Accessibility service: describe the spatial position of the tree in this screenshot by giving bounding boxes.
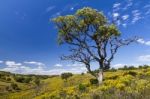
[61,72,73,81]
[53,7,136,84]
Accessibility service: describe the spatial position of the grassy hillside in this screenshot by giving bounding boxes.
[0,67,150,99]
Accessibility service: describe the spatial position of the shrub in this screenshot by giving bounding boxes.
[5,86,12,91]
[23,77,32,83]
[90,78,99,85]
[81,72,84,75]
[106,75,118,80]
[78,83,86,91]
[14,76,25,83]
[109,68,117,72]
[143,65,149,69]
[6,77,11,81]
[123,71,137,76]
[11,83,20,90]
[34,78,40,86]
[1,76,6,80]
[61,73,73,81]
[128,66,137,70]
[14,75,32,83]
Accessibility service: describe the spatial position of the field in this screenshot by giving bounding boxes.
[0,66,150,99]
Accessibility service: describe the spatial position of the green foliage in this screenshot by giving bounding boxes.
[14,75,32,83]
[34,78,40,86]
[78,83,86,91]
[81,72,84,75]
[123,71,137,76]
[53,7,120,44]
[61,72,73,80]
[118,66,137,70]
[90,78,99,85]
[6,77,11,81]
[10,83,20,90]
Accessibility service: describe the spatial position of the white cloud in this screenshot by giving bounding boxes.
[123,0,133,10]
[5,61,22,68]
[112,64,126,68]
[54,64,63,67]
[0,61,87,75]
[113,12,119,18]
[66,63,84,67]
[137,38,150,46]
[122,15,129,20]
[0,65,87,75]
[138,55,150,62]
[24,61,45,66]
[132,10,142,23]
[113,3,121,8]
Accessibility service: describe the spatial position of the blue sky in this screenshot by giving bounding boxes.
[0,0,150,75]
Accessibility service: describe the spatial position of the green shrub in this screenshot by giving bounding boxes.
[81,72,84,75]
[123,71,137,76]
[14,76,32,83]
[109,68,117,72]
[14,76,25,83]
[106,75,118,80]
[90,78,98,85]
[10,83,20,90]
[78,83,86,91]
[34,78,40,86]
[6,77,11,81]
[23,77,32,83]
[61,73,73,80]
[5,86,12,91]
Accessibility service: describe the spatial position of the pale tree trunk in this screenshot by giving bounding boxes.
[97,69,103,84]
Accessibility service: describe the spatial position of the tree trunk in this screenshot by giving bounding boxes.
[97,69,103,84]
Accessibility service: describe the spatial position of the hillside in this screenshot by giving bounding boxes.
[0,66,150,99]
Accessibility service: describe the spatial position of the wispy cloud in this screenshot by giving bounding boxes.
[24,61,45,66]
[122,15,129,20]
[0,61,87,75]
[132,10,142,24]
[138,55,150,62]
[5,61,22,68]
[66,63,84,67]
[54,64,63,67]
[123,0,133,10]
[137,38,150,46]
[113,3,121,8]
[113,12,120,18]
[46,6,55,13]
[111,0,150,28]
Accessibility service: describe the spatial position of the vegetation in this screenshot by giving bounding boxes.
[53,7,136,83]
[0,65,150,99]
[61,73,73,81]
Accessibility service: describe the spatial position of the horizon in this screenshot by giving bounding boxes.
[0,0,150,75]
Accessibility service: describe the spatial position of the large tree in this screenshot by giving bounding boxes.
[53,7,136,83]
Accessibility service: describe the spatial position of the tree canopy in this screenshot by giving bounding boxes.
[53,7,136,80]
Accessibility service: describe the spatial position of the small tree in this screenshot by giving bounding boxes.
[53,7,136,84]
[61,73,73,81]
